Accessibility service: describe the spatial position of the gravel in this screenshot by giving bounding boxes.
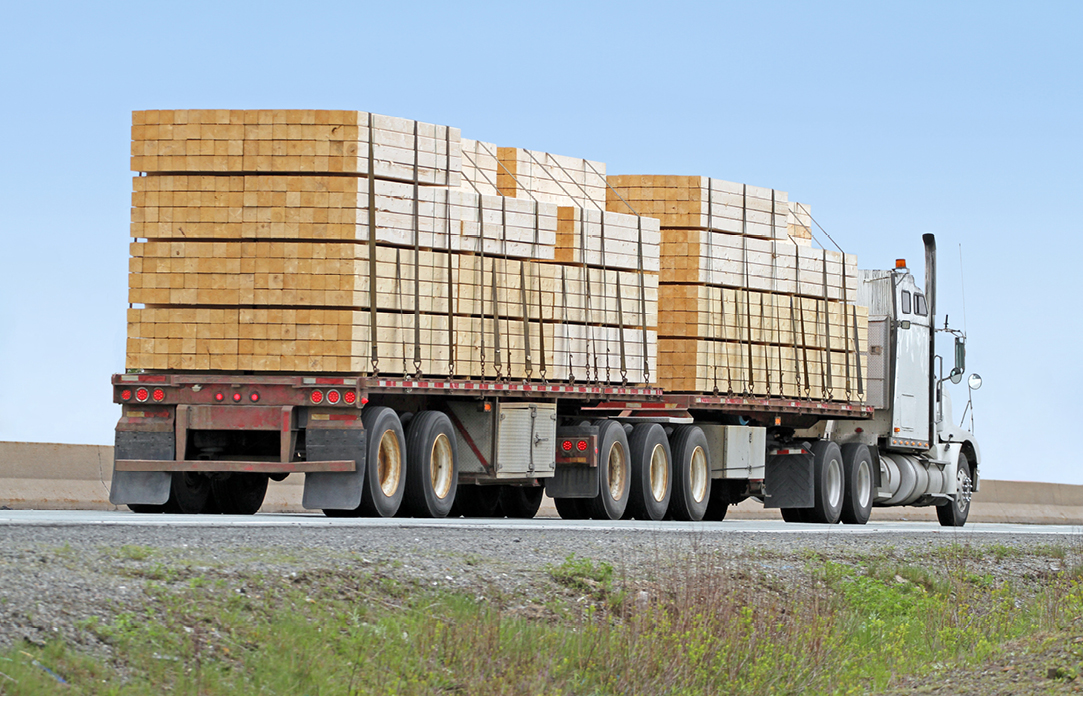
[2,519,1081,693]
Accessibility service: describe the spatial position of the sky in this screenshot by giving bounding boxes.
[0,1,1079,484]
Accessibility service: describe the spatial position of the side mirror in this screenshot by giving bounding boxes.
[968,373,982,390]
[950,337,965,383]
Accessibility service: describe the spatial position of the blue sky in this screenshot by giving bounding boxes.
[0,1,1079,483]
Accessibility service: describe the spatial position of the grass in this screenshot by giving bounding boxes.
[3,545,1083,695]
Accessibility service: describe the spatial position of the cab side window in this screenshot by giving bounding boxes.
[915,293,928,316]
[901,290,911,315]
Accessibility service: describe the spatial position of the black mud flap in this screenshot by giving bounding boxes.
[303,427,366,510]
[764,452,814,509]
[110,430,173,505]
[544,465,598,499]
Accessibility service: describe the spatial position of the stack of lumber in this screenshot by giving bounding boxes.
[605,175,790,241]
[131,110,461,185]
[459,139,499,196]
[124,110,658,383]
[787,202,813,242]
[453,190,558,259]
[603,174,867,401]
[495,147,607,208]
[554,207,662,273]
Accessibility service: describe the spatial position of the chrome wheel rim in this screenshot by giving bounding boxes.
[607,440,627,501]
[826,458,843,508]
[649,444,668,503]
[689,446,708,503]
[957,466,972,512]
[856,460,872,506]
[430,433,453,500]
[377,428,402,497]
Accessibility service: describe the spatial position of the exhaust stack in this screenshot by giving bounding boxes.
[923,233,937,440]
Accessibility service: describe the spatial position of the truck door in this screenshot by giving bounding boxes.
[890,279,930,446]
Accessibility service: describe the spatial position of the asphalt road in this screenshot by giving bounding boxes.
[2,509,1080,537]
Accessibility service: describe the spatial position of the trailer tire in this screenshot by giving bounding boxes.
[668,425,711,522]
[590,420,631,520]
[936,455,972,527]
[808,441,844,524]
[500,486,544,519]
[453,485,502,518]
[840,443,873,525]
[211,473,268,515]
[403,411,458,518]
[171,472,213,514]
[624,423,671,520]
[554,497,591,520]
[356,406,406,518]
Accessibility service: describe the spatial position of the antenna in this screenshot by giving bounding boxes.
[958,243,968,336]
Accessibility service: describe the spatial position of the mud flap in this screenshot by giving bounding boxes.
[764,452,814,509]
[303,427,366,510]
[110,430,173,505]
[544,465,598,499]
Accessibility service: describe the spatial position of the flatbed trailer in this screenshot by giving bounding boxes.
[110,236,980,527]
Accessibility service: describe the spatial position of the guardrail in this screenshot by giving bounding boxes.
[2,441,1080,524]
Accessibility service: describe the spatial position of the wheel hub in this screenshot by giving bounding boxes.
[430,433,453,500]
[377,428,402,497]
[689,446,708,503]
[649,444,668,502]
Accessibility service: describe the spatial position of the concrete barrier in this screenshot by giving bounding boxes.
[1,441,1081,524]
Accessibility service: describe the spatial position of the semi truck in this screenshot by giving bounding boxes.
[110,233,981,527]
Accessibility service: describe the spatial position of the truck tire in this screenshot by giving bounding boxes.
[589,420,631,520]
[808,441,844,524]
[668,425,711,522]
[500,486,544,519]
[624,423,671,520]
[840,443,873,525]
[356,406,406,518]
[453,485,502,518]
[403,411,458,518]
[211,473,268,515]
[554,497,590,520]
[171,472,213,514]
[936,455,973,527]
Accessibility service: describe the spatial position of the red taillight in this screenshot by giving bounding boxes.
[135,388,149,402]
[120,389,132,401]
[214,392,225,402]
[250,392,260,403]
[344,390,357,404]
[562,440,573,452]
[311,390,323,404]
[577,440,588,452]
[232,393,242,403]
[152,388,165,402]
[327,390,340,404]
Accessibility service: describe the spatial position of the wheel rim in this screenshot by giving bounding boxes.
[377,428,402,497]
[607,440,627,501]
[649,444,668,502]
[856,460,872,505]
[826,458,843,508]
[430,433,453,500]
[689,446,708,503]
[957,466,972,512]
